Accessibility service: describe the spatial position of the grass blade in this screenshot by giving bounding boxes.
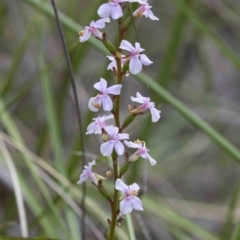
[0,139,28,237]
[221,179,240,240]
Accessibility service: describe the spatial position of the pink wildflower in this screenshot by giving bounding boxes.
[119,40,152,74]
[130,92,161,122]
[106,55,129,76]
[88,78,122,112]
[132,0,159,20]
[77,160,98,185]
[124,140,157,166]
[98,0,131,20]
[115,178,143,215]
[79,18,110,42]
[86,114,114,135]
[100,126,129,156]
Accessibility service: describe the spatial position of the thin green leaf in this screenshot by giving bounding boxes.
[126,214,136,240]
[221,179,240,240]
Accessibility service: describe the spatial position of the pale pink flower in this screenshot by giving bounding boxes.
[106,55,129,76]
[130,92,161,122]
[115,178,143,215]
[77,160,98,185]
[132,0,159,20]
[124,140,157,166]
[86,114,114,135]
[79,18,110,42]
[88,78,122,112]
[100,126,129,156]
[98,0,131,20]
[119,40,152,74]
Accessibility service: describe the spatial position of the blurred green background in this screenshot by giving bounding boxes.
[0,0,240,239]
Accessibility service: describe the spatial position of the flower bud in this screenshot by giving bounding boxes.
[122,60,130,76]
[97,180,112,202]
[102,33,116,55]
[121,114,136,131]
[123,16,132,31]
[119,161,130,177]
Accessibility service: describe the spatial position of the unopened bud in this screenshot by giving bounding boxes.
[97,180,112,202]
[122,60,129,75]
[102,33,116,55]
[119,161,130,177]
[102,133,108,141]
[133,9,143,18]
[121,114,136,130]
[123,16,133,31]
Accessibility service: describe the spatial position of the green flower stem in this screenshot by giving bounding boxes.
[109,17,125,240]
[108,154,119,240]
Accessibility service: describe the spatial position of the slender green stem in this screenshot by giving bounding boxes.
[109,17,125,240]
[109,155,119,240]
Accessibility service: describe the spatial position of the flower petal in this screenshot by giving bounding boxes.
[79,29,91,42]
[135,42,144,52]
[140,54,153,66]
[105,125,119,137]
[119,40,135,52]
[97,3,112,18]
[100,141,114,156]
[88,172,98,185]
[107,84,122,95]
[86,122,97,135]
[144,9,159,20]
[146,152,157,166]
[102,95,113,111]
[92,18,110,28]
[124,140,141,148]
[136,92,145,98]
[115,178,129,192]
[120,198,133,215]
[129,183,140,192]
[88,97,101,112]
[114,141,125,155]
[131,196,143,211]
[129,57,142,74]
[111,4,123,19]
[149,106,161,122]
[118,133,129,140]
[94,78,107,92]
